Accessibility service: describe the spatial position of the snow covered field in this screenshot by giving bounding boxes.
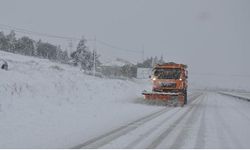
[1,51,250,148]
[0,51,163,148]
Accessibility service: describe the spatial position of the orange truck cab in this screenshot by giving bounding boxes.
[143,62,188,106]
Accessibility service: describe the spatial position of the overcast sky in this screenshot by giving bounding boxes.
[0,0,250,75]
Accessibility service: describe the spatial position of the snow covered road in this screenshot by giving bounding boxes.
[74,92,250,149]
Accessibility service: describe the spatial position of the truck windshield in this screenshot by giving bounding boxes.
[153,68,181,79]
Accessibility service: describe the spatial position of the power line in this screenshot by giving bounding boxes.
[0,23,81,41]
[0,23,143,56]
[96,39,142,54]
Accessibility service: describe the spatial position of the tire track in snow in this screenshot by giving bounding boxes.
[72,92,202,149]
[169,94,206,148]
[118,93,203,148]
[194,94,207,149]
[72,108,171,149]
[125,92,203,148]
[146,94,204,149]
[124,108,181,148]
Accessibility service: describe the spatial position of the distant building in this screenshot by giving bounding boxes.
[100,65,122,77]
[137,68,152,79]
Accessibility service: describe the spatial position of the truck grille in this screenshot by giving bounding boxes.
[160,82,176,88]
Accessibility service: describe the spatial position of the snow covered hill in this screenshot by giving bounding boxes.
[0,51,160,148]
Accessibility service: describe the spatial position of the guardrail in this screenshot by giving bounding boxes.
[219,92,250,102]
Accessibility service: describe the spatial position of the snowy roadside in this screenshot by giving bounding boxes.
[0,51,163,148]
[219,91,250,101]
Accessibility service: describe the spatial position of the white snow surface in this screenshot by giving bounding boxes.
[0,51,161,148]
[1,51,250,148]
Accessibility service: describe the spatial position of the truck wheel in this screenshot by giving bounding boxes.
[184,90,187,105]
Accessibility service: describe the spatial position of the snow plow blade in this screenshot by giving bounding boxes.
[142,91,185,107]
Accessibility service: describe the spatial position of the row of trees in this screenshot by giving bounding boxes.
[0,30,166,78]
[0,31,101,71]
[0,31,70,63]
[119,56,166,78]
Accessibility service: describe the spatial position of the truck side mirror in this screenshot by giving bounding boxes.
[185,70,188,79]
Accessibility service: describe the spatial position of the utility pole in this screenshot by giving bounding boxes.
[142,45,145,62]
[93,36,96,76]
[151,57,154,68]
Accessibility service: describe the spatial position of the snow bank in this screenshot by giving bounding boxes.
[0,51,161,148]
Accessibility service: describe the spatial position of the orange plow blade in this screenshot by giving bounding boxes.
[142,91,184,107]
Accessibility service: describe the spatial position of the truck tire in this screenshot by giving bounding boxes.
[184,89,187,105]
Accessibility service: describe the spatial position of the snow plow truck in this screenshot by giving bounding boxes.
[142,62,188,107]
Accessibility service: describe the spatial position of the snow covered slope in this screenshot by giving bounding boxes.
[0,51,161,148]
